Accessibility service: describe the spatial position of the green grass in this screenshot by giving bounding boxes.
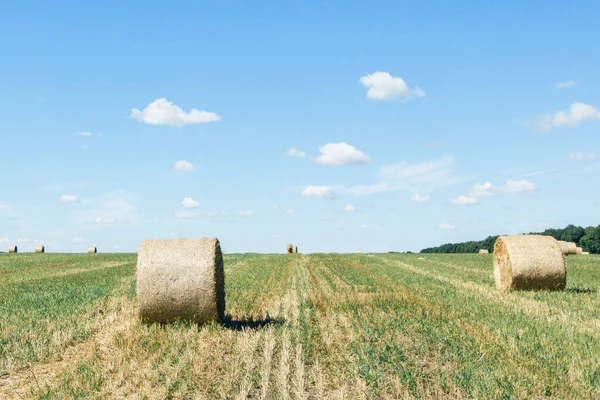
[1,252,599,399]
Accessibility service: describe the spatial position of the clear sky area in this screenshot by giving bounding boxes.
[1,1,599,253]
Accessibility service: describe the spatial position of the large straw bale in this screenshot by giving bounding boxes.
[575,247,583,255]
[88,246,97,254]
[493,235,566,291]
[479,249,489,254]
[8,246,17,253]
[557,240,577,255]
[292,245,298,253]
[136,238,225,324]
[287,244,293,254]
[35,246,45,253]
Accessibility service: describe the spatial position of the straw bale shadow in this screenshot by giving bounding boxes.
[221,314,284,331]
[565,287,596,294]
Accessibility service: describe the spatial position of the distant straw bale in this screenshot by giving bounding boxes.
[136,238,225,324]
[287,244,293,254]
[557,240,577,255]
[575,247,583,255]
[493,235,566,291]
[8,246,17,253]
[292,245,298,253]
[35,246,45,253]
[582,252,590,255]
[479,249,489,254]
[88,246,97,254]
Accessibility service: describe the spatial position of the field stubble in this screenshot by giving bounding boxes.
[0,252,599,399]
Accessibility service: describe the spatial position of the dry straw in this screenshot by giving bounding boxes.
[287,244,294,254]
[493,235,566,291]
[292,245,298,253]
[479,249,489,254]
[8,246,17,253]
[582,252,590,255]
[136,238,225,324]
[88,246,97,254]
[557,240,577,255]
[35,246,45,253]
[575,247,583,255]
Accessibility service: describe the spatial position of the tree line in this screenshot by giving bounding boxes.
[420,224,600,254]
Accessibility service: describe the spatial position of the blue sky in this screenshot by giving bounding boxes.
[1,0,599,253]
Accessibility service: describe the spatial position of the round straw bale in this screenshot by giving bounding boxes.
[8,246,17,253]
[136,238,225,324]
[35,246,45,253]
[557,240,577,255]
[582,252,590,255]
[493,235,565,291]
[479,249,489,254]
[287,244,293,254]
[88,246,97,254]
[575,247,583,255]
[292,245,298,253]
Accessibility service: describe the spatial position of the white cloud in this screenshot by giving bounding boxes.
[60,194,80,203]
[175,211,199,219]
[360,223,369,229]
[77,131,93,136]
[301,185,336,199]
[344,204,356,212]
[555,80,577,88]
[452,179,536,205]
[71,237,87,243]
[130,98,220,127]
[467,182,495,198]
[286,147,306,158]
[181,197,200,208]
[0,237,9,247]
[439,223,456,230]
[567,152,600,160]
[410,193,430,203]
[285,209,295,214]
[359,71,426,101]
[235,210,254,216]
[312,142,370,166]
[529,102,600,131]
[451,195,479,206]
[174,160,195,171]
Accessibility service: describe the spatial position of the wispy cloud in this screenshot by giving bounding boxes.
[554,80,577,88]
[74,190,143,227]
[174,160,195,171]
[301,185,336,199]
[285,147,306,158]
[410,193,430,203]
[439,223,456,230]
[60,194,80,203]
[567,152,600,160]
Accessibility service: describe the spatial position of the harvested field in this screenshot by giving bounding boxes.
[1,252,600,399]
